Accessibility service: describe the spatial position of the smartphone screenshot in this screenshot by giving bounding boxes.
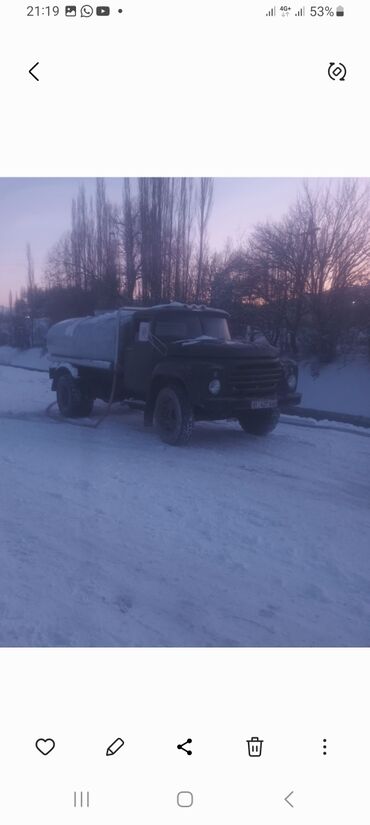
[0,1,369,822]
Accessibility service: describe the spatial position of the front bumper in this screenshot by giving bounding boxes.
[278,391,302,407]
[195,391,301,421]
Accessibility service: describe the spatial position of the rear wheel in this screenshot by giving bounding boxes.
[56,373,94,418]
[154,385,194,445]
[238,408,280,436]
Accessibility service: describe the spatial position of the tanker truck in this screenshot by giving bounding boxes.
[47,303,301,445]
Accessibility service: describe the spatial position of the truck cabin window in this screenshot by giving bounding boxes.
[154,316,231,342]
[137,321,150,342]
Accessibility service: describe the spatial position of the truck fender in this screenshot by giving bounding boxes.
[144,372,189,426]
[50,361,79,390]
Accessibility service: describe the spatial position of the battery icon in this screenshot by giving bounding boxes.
[336,5,344,15]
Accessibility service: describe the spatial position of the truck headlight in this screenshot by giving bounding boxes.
[209,378,221,395]
[287,372,297,391]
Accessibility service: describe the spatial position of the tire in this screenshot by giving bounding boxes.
[56,373,94,418]
[154,385,194,446]
[238,408,280,436]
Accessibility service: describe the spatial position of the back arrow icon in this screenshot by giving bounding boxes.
[284,791,294,808]
[29,62,40,81]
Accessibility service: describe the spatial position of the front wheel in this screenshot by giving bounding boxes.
[154,385,194,446]
[238,408,280,436]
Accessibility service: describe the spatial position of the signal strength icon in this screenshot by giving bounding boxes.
[295,6,305,14]
[266,5,276,15]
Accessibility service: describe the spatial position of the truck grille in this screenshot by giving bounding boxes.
[228,358,282,397]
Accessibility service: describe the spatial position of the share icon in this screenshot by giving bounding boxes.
[177,738,192,755]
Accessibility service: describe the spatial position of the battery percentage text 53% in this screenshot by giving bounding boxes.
[310,5,335,14]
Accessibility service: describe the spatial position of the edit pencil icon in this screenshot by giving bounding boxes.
[106,737,124,756]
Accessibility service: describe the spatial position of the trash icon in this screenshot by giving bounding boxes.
[247,736,263,757]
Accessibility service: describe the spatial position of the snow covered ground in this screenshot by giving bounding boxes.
[0,346,50,372]
[0,364,370,647]
[299,355,370,416]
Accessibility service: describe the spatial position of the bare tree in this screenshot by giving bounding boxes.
[210,179,370,354]
[120,178,139,301]
[174,179,195,301]
[297,179,370,356]
[44,177,207,307]
[196,178,214,301]
[26,243,35,292]
[162,178,176,301]
[26,243,36,344]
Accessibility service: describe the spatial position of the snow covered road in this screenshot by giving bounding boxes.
[0,365,370,647]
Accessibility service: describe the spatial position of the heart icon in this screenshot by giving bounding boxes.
[35,738,56,756]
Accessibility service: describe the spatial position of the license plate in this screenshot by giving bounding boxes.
[251,398,277,410]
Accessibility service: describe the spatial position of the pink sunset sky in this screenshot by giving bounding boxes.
[0,177,326,306]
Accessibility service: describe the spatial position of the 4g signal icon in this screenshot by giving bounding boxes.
[295,6,305,15]
[266,6,276,15]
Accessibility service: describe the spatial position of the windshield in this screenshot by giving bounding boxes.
[154,315,231,341]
